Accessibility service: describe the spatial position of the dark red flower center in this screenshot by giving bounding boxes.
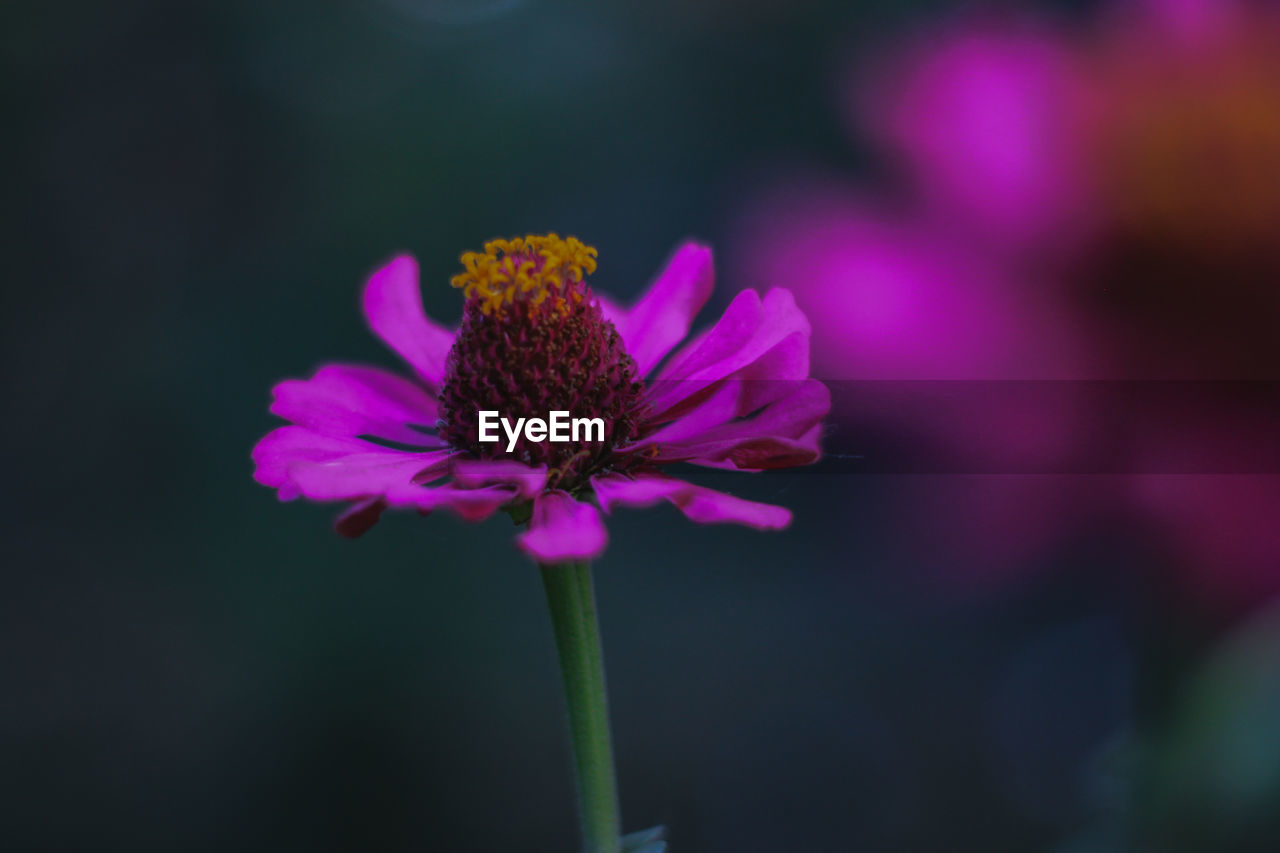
[438,235,644,490]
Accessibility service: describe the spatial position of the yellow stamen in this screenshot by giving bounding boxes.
[450,233,598,315]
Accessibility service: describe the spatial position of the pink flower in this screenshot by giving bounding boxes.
[852,16,1098,254]
[252,234,828,563]
[734,0,1280,606]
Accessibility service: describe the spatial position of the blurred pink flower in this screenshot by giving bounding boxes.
[852,18,1098,253]
[253,235,827,562]
[734,0,1280,605]
[736,181,1083,381]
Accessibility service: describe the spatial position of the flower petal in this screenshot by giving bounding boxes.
[635,379,829,469]
[362,255,455,387]
[669,485,792,529]
[283,443,453,502]
[252,426,390,500]
[334,497,388,538]
[270,363,442,445]
[516,490,608,563]
[646,288,810,420]
[590,473,792,530]
[638,332,814,443]
[605,243,714,378]
[393,483,517,522]
[449,459,548,501]
[672,377,828,444]
[636,379,745,444]
[657,434,823,470]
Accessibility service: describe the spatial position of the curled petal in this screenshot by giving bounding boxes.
[636,380,745,444]
[602,242,714,377]
[672,378,828,444]
[635,379,829,469]
[516,490,608,563]
[591,473,792,530]
[638,334,812,444]
[270,364,442,445]
[646,288,810,420]
[728,328,811,394]
[659,288,809,381]
[362,255,456,387]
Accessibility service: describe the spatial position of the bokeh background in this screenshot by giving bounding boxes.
[5,0,1279,851]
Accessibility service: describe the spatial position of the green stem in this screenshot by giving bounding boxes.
[541,560,622,853]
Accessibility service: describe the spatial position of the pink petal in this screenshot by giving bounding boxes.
[657,289,765,380]
[270,363,442,446]
[657,434,823,470]
[362,255,455,387]
[335,497,387,538]
[393,483,518,522]
[605,243,714,378]
[516,490,608,563]
[284,444,453,502]
[646,288,811,419]
[723,327,811,394]
[590,473,792,530]
[670,486,792,529]
[636,379,829,469]
[252,426,390,499]
[590,473,682,510]
[674,378,828,444]
[449,459,548,501]
[639,331,815,441]
[636,379,746,444]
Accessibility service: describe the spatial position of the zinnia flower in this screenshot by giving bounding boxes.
[252,233,828,562]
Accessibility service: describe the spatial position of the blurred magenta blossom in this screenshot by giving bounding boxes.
[734,0,1280,606]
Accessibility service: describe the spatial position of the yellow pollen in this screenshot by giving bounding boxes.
[450,233,599,315]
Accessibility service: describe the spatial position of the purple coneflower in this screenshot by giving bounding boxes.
[252,233,827,853]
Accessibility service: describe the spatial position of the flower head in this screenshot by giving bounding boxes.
[253,235,828,562]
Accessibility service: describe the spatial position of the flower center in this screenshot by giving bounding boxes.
[449,233,600,315]
[438,234,644,490]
